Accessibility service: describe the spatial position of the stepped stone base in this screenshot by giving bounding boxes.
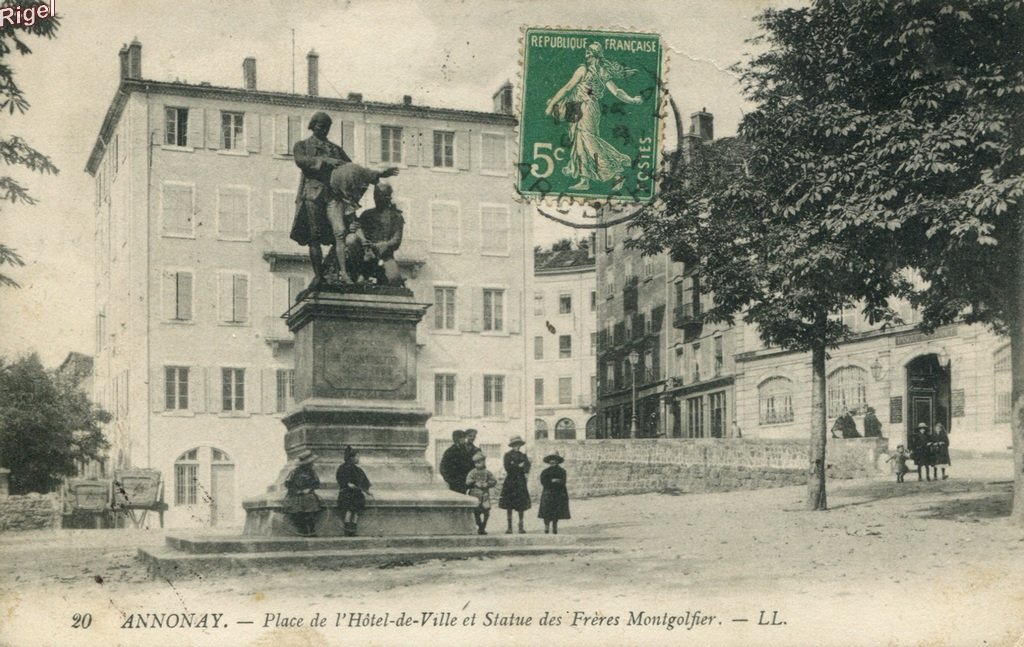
[139,534,610,580]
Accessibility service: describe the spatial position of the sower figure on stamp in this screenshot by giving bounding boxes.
[344,183,405,285]
[290,112,351,288]
[328,161,399,283]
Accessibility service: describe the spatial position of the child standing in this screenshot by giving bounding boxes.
[465,451,497,535]
[886,445,911,483]
[335,446,371,536]
[282,450,325,537]
[498,436,531,534]
[538,452,571,534]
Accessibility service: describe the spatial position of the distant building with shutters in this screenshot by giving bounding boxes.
[86,41,528,527]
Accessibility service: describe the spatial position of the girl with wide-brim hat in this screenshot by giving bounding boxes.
[538,452,570,534]
[498,436,531,533]
[282,450,325,536]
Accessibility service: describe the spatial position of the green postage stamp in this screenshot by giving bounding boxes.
[518,27,663,204]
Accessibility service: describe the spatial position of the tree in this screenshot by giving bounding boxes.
[1,2,61,287]
[0,354,110,494]
[747,0,1023,520]
[632,4,917,510]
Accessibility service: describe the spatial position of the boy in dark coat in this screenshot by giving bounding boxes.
[538,452,570,534]
[282,450,324,536]
[910,423,933,481]
[336,446,371,536]
[439,430,469,493]
[498,435,531,534]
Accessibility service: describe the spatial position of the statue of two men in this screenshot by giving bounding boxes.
[289,111,403,286]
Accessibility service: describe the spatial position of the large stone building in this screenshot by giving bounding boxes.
[595,110,742,439]
[86,42,529,527]
[530,245,598,440]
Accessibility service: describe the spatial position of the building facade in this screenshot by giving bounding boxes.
[530,246,598,441]
[87,43,529,527]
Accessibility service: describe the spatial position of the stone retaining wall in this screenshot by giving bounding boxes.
[0,492,61,532]
[523,438,888,499]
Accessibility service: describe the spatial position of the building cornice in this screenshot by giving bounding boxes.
[86,78,518,175]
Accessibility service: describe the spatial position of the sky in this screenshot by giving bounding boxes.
[0,0,801,366]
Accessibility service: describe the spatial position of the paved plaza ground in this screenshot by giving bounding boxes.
[1,456,1021,647]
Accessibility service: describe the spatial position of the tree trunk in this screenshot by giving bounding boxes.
[807,334,828,511]
[1012,206,1024,523]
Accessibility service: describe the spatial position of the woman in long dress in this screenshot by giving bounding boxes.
[544,42,643,191]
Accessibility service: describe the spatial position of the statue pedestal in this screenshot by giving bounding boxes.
[243,286,476,536]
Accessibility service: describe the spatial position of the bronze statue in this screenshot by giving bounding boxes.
[328,162,399,283]
[344,183,405,285]
[289,111,351,287]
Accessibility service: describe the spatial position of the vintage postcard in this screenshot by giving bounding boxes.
[0,1,1021,646]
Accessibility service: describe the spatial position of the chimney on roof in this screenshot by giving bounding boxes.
[347,92,363,103]
[403,95,413,106]
[243,57,257,90]
[492,80,513,115]
[690,108,713,141]
[306,50,319,96]
[118,45,129,79]
[126,38,142,79]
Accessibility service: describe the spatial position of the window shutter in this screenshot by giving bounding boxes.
[402,129,418,166]
[246,113,261,152]
[206,109,221,150]
[178,273,193,321]
[207,368,220,413]
[151,365,165,413]
[457,131,471,170]
[261,114,274,153]
[470,289,483,332]
[470,374,484,418]
[161,270,176,321]
[233,274,249,323]
[272,275,289,314]
[288,116,302,152]
[262,368,277,414]
[507,288,521,334]
[186,108,204,148]
[190,366,206,413]
[217,273,232,322]
[274,115,289,154]
[367,124,381,164]
[341,120,356,159]
[507,374,521,418]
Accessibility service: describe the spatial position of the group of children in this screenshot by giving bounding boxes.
[886,422,952,483]
[282,437,572,537]
[463,435,571,536]
[282,445,371,537]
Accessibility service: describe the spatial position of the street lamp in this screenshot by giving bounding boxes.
[628,349,640,438]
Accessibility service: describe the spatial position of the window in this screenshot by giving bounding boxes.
[709,391,726,438]
[271,190,296,232]
[995,345,1011,423]
[534,378,544,405]
[221,368,245,411]
[559,294,572,314]
[165,367,189,410]
[590,375,597,402]
[691,342,701,383]
[686,395,705,438]
[276,369,295,413]
[558,377,572,405]
[642,255,654,278]
[559,335,572,358]
[434,373,456,417]
[713,336,724,378]
[218,273,249,324]
[586,415,598,439]
[605,225,615,250]
[605,267,616,297]
[433,130,455,167]
[590,291,597,311]
[534,336,544,360]
[165,107,188,146]
[555,418,577,440]
[162,183,194,237]
[480,205,510,255]
[163,271,193,322]
[759,377,794,424]
[827,366,869,417]
[483,375,504,417]
[534,292,544,315]
[221,111,244,150]
[434,287,457,330]
[381,126,402,163]
[430,202,460,253]
[590,332,597,356]
[174,449,198,505]
[644,350,653,383]
[480,133,506,172]
[217,187,250,240]
[483,289,504,332]
[535,419,549,440]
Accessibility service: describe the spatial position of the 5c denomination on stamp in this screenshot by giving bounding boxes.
[518,27,663,205]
